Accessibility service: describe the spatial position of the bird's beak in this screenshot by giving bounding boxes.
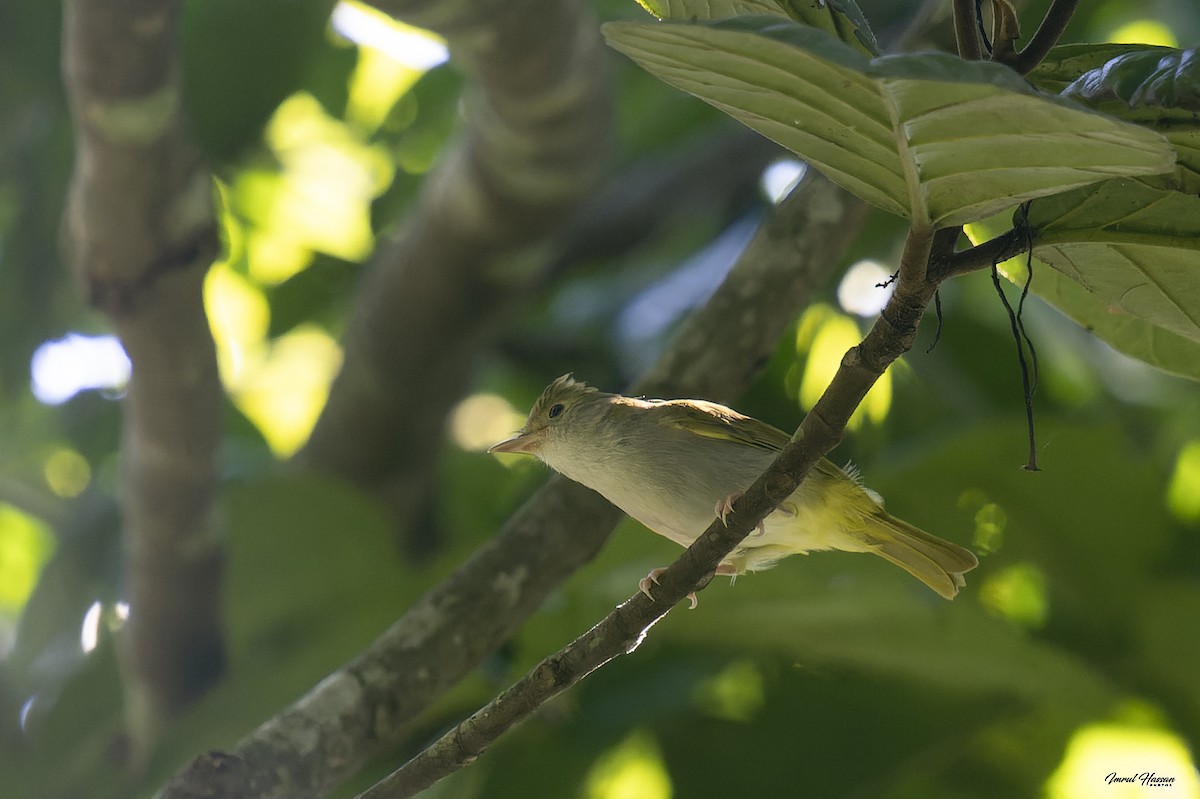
[488,430,541,454]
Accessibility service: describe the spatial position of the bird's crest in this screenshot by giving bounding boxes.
[528,374,598,421]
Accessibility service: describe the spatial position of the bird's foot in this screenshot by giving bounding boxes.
[639,567,698,609]
[714,493,739,524]
[714,493,765,536]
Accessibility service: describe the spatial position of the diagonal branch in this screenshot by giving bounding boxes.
[156,172,867,799]
[61,0,223,756]
[358,226,939,799]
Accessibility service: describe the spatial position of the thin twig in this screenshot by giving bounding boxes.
[1008,0,1080,74]
[928,227,1030,282]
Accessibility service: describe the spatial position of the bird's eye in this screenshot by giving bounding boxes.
[548,403,564,419]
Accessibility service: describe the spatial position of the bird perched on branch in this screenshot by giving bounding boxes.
[491,375,978,605]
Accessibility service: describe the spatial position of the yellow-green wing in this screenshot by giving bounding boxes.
[656,399,790,452]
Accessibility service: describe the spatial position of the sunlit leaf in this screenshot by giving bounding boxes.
[603,18,1175,227]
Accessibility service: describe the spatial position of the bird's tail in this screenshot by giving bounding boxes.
[862,512,979,599]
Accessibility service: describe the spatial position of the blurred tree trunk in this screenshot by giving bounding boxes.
[61,0,223,759]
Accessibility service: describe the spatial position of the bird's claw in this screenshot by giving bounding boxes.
[715,494,738,525]
[715,492,765,536]
[639,567,698,609]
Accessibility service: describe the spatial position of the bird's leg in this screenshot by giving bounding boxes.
[716,562,740,586]
[715,492,765,536]
[639,567,698,609]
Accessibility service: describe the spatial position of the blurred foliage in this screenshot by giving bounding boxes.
[1,0,1199,798]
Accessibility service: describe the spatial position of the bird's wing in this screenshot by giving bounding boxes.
[657,399,790,452]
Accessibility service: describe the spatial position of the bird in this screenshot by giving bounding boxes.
[490,374,978,604]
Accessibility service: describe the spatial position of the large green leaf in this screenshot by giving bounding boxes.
[1003,253,1200,382]
[1026,179,1200,347]
[603,18,1176,228]
[969,179,1200,379]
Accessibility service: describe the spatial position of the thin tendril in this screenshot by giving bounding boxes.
[991,248,1039,471]
[1015,208,1039,396]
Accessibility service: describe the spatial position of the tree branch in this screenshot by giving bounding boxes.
[61,0,223,756]
[1006,0,1080,75]
[952,0,982,60]
[296,0,613,556]
[357,225,936,799]
[927,226,1030,282]
[156,172,867,799]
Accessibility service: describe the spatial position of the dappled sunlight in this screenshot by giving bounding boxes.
[760,158,806,204]
[583,729,673,799]
[1167,441,1200,524]
[980,562,1047,629]
[0,503,55,616]
[333,1,446,133]
[1107,20,1179,47]
[206,262,343,457]
[450,392,527,452]
[838,259,894,317]
[79,599,128,654]
[205,262,271,387]
[29,333,130,405]
[43,448,91,499]
[333,1,448,72]
[791,304,891,430]
[259,93,393,263]
[959,489,1007,554]
[232,326,343,457]
[1044,706,1200,798]
[244,228,316,286]
[693,660,764,723]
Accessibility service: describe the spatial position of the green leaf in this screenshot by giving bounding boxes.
[1006,254,1200,382]
[603,18,1176,228]
[1026,179,1200,347]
